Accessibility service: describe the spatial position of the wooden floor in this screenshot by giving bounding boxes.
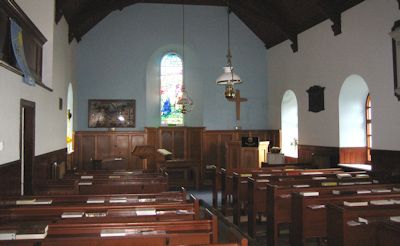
[188,189,320,246]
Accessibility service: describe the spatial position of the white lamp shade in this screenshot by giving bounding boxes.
[216,66,242,85]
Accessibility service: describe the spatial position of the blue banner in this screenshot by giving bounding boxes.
[10,18,35,86]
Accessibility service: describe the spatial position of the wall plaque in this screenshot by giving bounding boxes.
[306,85,325,113]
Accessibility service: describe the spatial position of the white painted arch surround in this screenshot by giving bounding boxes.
[281,90,298,158]
[339,74,369,148]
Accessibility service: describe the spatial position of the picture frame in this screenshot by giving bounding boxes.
[88,99,135,128]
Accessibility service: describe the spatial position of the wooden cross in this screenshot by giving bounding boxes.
[228,90,247,123]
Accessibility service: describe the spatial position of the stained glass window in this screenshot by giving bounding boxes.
[160,53,183,126]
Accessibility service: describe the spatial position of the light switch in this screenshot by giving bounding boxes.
[0,141,3,151]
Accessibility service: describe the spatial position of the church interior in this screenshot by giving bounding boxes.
[0,0,400,245]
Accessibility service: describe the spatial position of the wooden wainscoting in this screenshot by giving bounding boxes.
[74,131,147,170]
[202,130,280,184]
[298,145,340,168]
[340,147,367,164]
[371,149,400,176]
[0,160,21,196]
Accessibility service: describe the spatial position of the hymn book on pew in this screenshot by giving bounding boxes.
[343,201,369,207]
[80,175,93,179]
[135,208,156,216]
[87,197,105,204]
[109,197,128,203]
[369,200,395,205]
[85,212,107,217]
[293,184,310,188]
[61,211,84,218]
[300,191,319,197]
[0,231,16,240]
[15,223,48,240]
[390,216,400,222]
[307,204,325,209]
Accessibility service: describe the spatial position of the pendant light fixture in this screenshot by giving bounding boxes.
[176,4,194,114]
[216,1,242,99]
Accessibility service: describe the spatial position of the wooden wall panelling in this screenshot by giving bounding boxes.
[187,127,203,161]
[0,160,21,196]
[81,135,95,169]
[298,145,339,168]
[96,134,113,160]
[131,134,146,170]
[202,133,218,167]
[114,134,130,159]
[340,147,367,164]
[219,132,234,169]
[159,128,174,154]
[145,127,158,147]
[173,128,186,159]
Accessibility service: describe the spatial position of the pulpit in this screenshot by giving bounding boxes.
[225,140,269,169]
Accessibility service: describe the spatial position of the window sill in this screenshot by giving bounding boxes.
[338,163,372,171]
[0,60,53,92]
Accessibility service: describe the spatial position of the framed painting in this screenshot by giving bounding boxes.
[88,99,135,128]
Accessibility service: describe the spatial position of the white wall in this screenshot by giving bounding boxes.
[0,1,76,165]
[267,0,400,151]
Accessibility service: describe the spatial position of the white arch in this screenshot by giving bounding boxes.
[281,90,298,158]
[339,74,369,147]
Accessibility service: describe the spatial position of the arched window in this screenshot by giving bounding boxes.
[281,90,298,158]
[66,83,73,153]
[339,74,370,167]
[160,53,183,126]
[366,95,372,162]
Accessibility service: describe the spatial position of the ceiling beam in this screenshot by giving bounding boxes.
[318,0,342,36]
[55,0,67,24]
[245,0,298,52]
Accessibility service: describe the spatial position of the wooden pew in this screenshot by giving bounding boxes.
[217,165,318,215]
[0,209,218,246]
[246,170,368,237]
[291,185,400,245]
[0,196,199,223]
[266,177,386,246]
[37,176,168,195]
[376,220,400,246]
[233,169,364,229]
[326,201,400,246]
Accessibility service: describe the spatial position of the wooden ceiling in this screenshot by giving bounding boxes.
[56,0,365,52]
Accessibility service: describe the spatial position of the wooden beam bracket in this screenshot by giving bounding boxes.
[318,0,342,36]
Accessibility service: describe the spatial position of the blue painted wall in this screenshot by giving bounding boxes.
[76,3,268,131]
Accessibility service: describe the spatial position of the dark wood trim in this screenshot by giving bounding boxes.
[0,159,21,196]
[371,149,400,176]
[298,144,339,168]
[33,148,67,191]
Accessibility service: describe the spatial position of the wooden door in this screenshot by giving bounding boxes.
[20,99,35,195]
